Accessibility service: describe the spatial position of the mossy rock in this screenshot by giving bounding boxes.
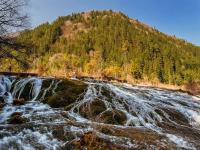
[8,112,28,124]
[47,79,87,108]
[47,93,66,108]
[54,79,87,93]
[98,109,127,125]
[79,99,107,119]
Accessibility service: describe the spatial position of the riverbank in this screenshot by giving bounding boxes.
[123,81,200,97]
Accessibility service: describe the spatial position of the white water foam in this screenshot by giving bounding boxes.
[0,129,62,150]
[166,134,196,150]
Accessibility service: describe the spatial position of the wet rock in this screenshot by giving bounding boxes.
[37,79,56,101]
[8,112,28,124]
[65,132,123,150]
[98,109,127,125]
[13,98,25,105]
[52,128,69,141]
[79,99,107,119]
[60,111,68,117]
[157,108,190,126]
[100,126,114,135]
[47,79,87,108]
[0,103,4,110]
[11,112,22,116]
[64,104,74,111]
[101,86,115,100]
[0,96,5,102]
[92,123,178,149]
[0,96,5,109]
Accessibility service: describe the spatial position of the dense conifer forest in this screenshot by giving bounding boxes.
[1,10,200,86]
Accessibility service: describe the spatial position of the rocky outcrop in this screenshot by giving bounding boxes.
[46,79,87,108]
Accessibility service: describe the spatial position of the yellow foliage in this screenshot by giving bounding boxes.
[103,65,121,78]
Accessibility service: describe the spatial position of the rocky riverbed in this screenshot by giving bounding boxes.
[0,76,200,150]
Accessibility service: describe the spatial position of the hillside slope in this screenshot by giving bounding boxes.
[2,10,200,86]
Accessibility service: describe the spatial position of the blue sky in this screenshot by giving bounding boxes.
[29,0,200,45]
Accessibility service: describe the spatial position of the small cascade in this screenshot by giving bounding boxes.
[0,76,66,149]
[0,76,13,104]
[12,77,43,101]
[0,76,12,94]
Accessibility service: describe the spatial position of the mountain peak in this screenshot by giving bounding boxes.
[16,10,200,85]
[61,10,187,44]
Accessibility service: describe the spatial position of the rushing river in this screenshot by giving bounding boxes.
[0,76,200,150]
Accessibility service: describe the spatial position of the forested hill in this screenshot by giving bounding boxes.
[3,10,200,85]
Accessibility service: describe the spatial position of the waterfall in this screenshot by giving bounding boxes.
[0,76,200,149]
[12,77,43,101]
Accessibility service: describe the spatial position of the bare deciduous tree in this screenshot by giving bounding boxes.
[0,0,29,60]
[0,0,28,35]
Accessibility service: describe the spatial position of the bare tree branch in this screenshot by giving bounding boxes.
[0,0,29,36]
[0,0,29,65]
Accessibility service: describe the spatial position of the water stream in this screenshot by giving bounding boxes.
[0,75,200,149]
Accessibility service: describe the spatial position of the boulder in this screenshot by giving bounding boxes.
[79,99,107,119]
[98,109,127,125]
[46,79,87,108]
[8,112,28,124]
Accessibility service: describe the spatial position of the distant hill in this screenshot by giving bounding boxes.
[2,10,200,86]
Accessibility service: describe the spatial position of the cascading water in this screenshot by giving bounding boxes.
[0,75,200,150]
[66,81,200,149]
